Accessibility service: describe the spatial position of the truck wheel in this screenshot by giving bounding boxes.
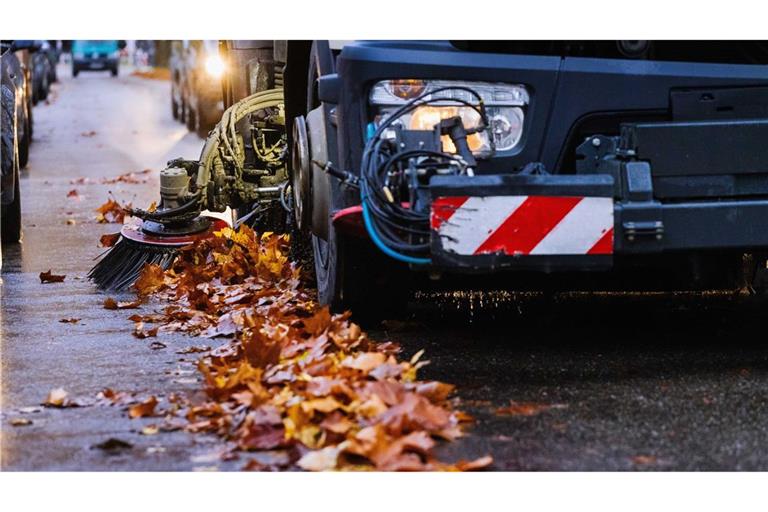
[313,219,409,319]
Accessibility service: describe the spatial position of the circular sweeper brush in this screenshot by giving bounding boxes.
[88,216,227,291]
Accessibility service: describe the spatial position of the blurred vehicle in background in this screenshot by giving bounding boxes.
[30,41,52,103]
[169,40,224,137]
[170,40,186,122]
[42,40,60,84]
[2,40,35,169]
[72,40,125,77]
[1,40,38,243]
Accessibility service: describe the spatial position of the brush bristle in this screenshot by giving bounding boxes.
[88,236,179,291]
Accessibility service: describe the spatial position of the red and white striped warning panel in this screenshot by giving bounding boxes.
[431,195,614,256]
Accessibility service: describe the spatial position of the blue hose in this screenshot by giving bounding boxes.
[361,200,431,265]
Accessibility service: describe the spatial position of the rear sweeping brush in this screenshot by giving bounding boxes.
[89,88,286,291]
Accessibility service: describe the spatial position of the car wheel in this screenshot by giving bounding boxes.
[111,66,118,77]
[1,165,22,244]
[195,99,220,138]
[17,123,29,169]
[39,73,49,101]
[186,106,196,133]
[1,88,22,244]
[72,66,79,78]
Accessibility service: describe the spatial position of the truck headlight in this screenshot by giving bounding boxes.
[204,54,225,78]
[369,80,529,156]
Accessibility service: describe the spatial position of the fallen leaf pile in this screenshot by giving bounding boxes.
[123,226,490,471]
[95,198,129,224]
[101,169,152,185]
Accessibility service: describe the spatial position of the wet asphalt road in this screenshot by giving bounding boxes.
[4,64,768,471]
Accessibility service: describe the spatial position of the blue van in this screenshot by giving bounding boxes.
[72,40,122,77]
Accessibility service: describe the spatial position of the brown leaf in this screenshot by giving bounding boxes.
[59,317,81,324]
[99,232,120,247]
[103,297,142,310]
[95,198,128,224]
[631,455,657,466]
[134,264,165,296]
[10,418,33,426]
[128,396,158,418]
[67,189,81,199]
[452,455,494,471]
[39,270,66,283]
[133,322,159,339]
[341,352,387,373]
[495,401,567,417]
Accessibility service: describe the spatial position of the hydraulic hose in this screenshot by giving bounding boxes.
[196,88,284,203]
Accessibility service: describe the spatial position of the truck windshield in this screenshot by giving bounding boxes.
[72,40,118,53]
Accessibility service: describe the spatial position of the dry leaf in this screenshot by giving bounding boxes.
[103,297,142,310]
[99,233,120,247]
[39,270,66,283]
[495,401,567,417]
[95,198,128,224]
[128,396,158,419]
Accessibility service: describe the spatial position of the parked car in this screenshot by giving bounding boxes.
[42,40,59,85]
[30,41,52,103]
[1,40,37,243]
[72,40,124,77]
[170,40,224,137]
[3,40,34,170]
[170,40,186,122]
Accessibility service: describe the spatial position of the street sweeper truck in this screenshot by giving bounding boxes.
[91,40,768,314]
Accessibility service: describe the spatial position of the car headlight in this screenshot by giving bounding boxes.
[204,54,225,78]
[369,79,529,156]
[74,52,85,60]
[111,51,120,59]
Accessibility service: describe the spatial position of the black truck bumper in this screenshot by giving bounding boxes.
[430,172,768,271]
